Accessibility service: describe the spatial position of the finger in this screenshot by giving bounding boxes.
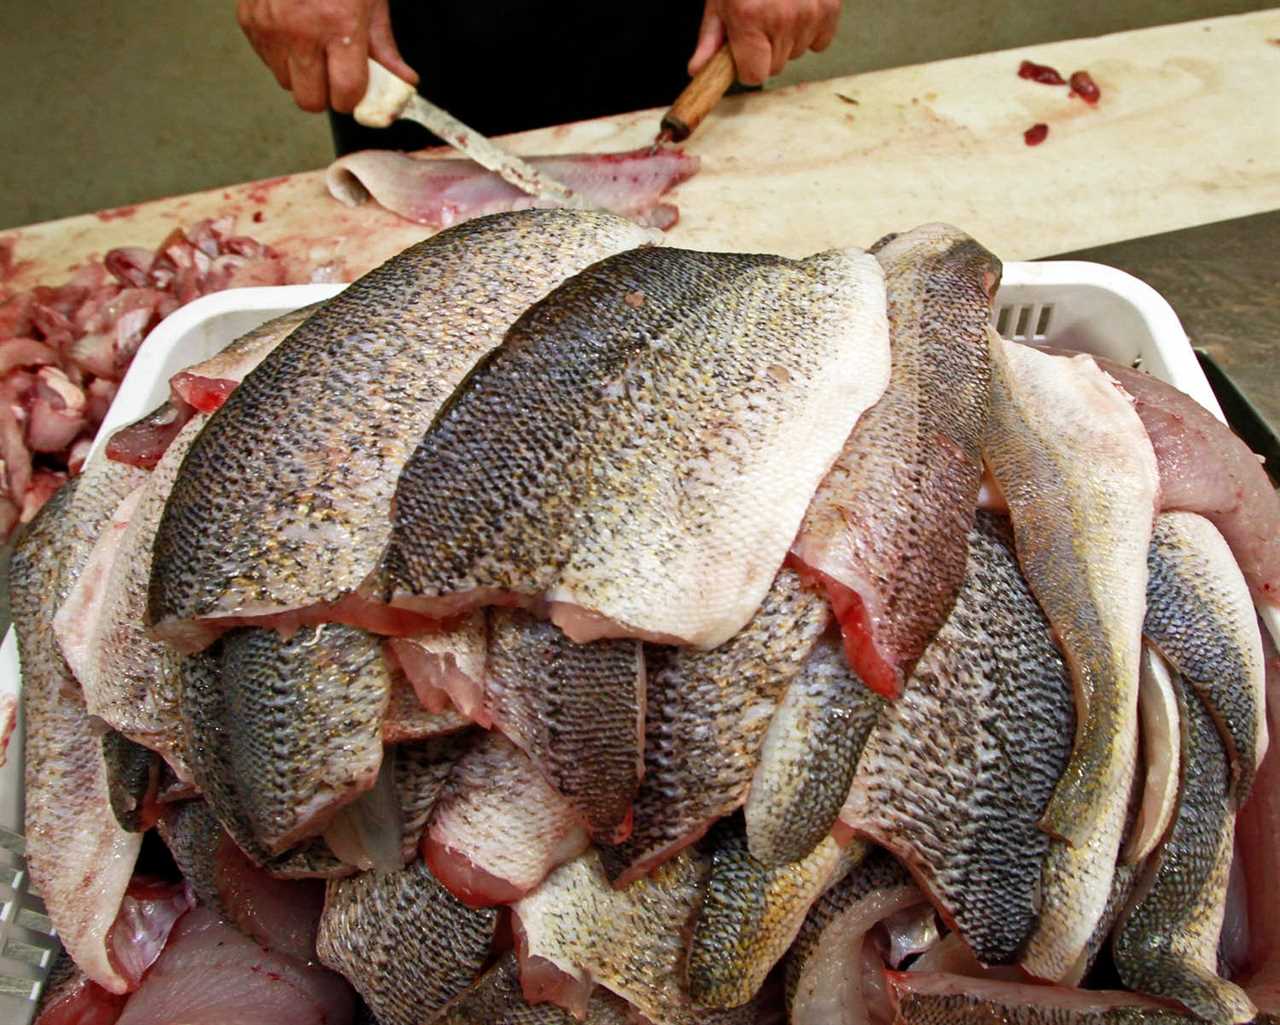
[288,48,329,112]
[769,29,794,77]
[728,26,772,85]
[811,1,841,52]
[326,32,370,112]
[369,0,419,84]
[688,5,725,76]
[254,36,293,90]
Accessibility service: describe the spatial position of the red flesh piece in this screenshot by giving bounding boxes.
[1069,71,1101,104]
[35,980,128,1025]
[168,372,237,414]
[105,400,196,470]
[1018,60,1067,85]
[106,877,194,990]
[213,834,325,964]
[512,914,593,1018]
[1024,123,1050,146]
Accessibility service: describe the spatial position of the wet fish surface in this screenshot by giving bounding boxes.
[1144,512,1266,806]
[380,244,890,649]
[840,511,1075,965]
[599,569,830,886]
[150,210,659,651]
[1113,675,1256,1024]
[791,223,999,699]
[435,951,631,1025]
[745,632,883,867]
[316,858,498,1025]
[486,609,642,841]
[101,730,160,833]
[393,733,473,861]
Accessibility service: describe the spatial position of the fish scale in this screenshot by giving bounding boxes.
[435,951,632,1024]
[380,243,889,649]
[840,512,1075,965]
[149,210,660,651]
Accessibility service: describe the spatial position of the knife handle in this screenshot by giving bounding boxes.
[661,45,737,142]
[354,60,417,128]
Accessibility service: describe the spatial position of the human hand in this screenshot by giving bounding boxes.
[236,0,418,113]
[688,0,841,86]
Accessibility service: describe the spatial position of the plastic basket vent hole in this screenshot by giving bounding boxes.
[993,304,1053,341]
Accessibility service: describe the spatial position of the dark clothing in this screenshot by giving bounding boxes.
[329,0,705,155]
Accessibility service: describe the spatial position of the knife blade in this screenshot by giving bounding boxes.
[353,60,589,207]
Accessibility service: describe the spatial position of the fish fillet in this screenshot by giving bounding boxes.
[387,614,489,725]
[326,148,699,230]
[13,456,146,993]
[435,951,631,1025]
[382,669,470,743]
[598,569,829,887]
[983,337,1157,847]
[840,512,1075,965]
[379,245,889,649]
[394,733,472,862]
[745,633,883,867]
[1145,512,1267,806]
[486,609,643,841]
[424,732,588,906]
[1113,675,1256,1024]
[150,210,660,652]
[316,859,497,1025]
[1239,635,1280,995]
[791,223,999,698]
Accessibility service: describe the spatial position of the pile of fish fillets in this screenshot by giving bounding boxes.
[11,209,1280,1025]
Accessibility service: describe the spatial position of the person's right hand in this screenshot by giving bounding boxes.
[236,0,419,114]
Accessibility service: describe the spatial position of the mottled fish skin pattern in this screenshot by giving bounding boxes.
[150,211,659,646]
[840,512,1074,965]
[513,850,711,1025]
[176,302,322,390]
[984,338,1157,850]
[176,649,354,880]
[382,670,470,743]
[215,625,390,853]
[687,817,857,1010]
[394,733,473,863]
[381,244,889,650]
[13,461,147,994]
[74,413,209,780]
[598,570,830,886]
[317,859,498,1025]
[784,847,914,1020]
[894,986,1204,1025]
[791,223,998,700]
[1145,512,1266,807]
[1113,677,1256,1025]
[744,633,883,867]
[101,731,160,833]
[156,799,229,912]
[487,609,642,840]
[435,951,631,1025]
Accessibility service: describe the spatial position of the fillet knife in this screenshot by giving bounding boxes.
[655,45,738,147]
[354,60,589,207]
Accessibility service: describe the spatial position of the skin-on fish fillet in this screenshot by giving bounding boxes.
[56,414,210,781]
[744,633,883,868]
[486,609,643,842]
[791,223,999,699]
[423,733,588,907]
[149,210,660,653]
[12,455,146,994]
[316,859,497,1025]
[686,819,857,1010]
[839,512,1075,967]
[1145,512,1267,807]
[598,569,830,888]
[983,337,1158,850]
[377,245,890,650]
[1113,672,1256,1024]
[433,951,632,1025]
[326,148,700,230]
[387,614,489,725]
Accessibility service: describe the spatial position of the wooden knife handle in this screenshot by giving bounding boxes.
[661,45,737,142]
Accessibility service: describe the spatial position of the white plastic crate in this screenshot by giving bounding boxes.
[0,264,1229,1021]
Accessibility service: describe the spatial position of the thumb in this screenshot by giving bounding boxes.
[368,0,419,85]
[688,5,725,76]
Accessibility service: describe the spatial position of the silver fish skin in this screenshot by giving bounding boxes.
[379,244,890,649]
[486,609,643,841]
[13,465,146,994]
[745,633,883,867]
[840,512,1075,966]
[1145,512,1267,806]
[598,569,830,887]
[791,223,999,700]
[1113,676,1256,1025]
[513,849,711,1025]
[317,859,498,1025]
[56,413,210,781]
[150,211,660,652]
[687,818,858,1009]
[216,624,391,853]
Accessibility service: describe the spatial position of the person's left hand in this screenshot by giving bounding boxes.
[688,0,842,86]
